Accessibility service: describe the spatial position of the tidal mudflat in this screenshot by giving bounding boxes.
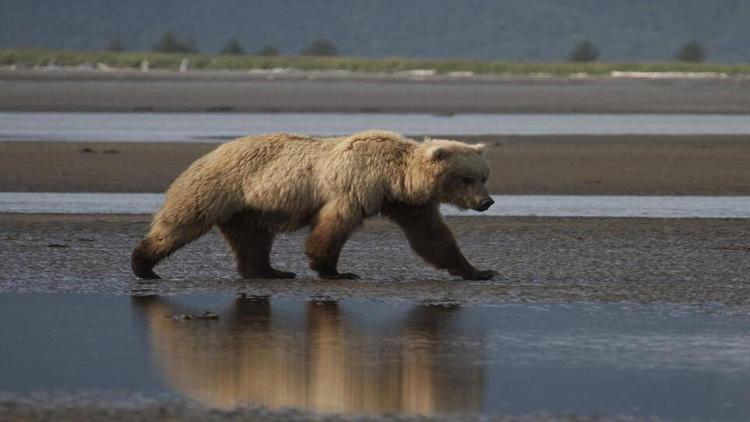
[2,214,749,301]
[2,83,749,420]
[2,70,750,114]
[2,212,750,420]
[2,134,750,195]
[1,212,749,421]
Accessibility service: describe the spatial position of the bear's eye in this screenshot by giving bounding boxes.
[461,177,474,185]
[481,176,488,184]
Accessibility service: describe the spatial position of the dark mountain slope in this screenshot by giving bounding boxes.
[1,0,748,61]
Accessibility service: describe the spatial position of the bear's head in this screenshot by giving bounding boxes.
[413,139,493,212]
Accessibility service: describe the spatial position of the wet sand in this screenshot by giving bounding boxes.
[2,214,748,307]
[2,69,750,113]
[2,134,749,195]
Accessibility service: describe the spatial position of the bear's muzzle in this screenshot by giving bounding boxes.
[473,198,494,212]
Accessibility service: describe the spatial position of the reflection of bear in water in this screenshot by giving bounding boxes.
[132,296,485,414]
[131,130,496,281]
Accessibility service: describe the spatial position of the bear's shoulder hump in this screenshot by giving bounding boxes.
[338,130,416,150]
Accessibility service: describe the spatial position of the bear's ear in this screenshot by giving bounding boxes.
[427,145,450,161]
[471,143,486,155]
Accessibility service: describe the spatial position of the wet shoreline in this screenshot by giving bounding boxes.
[2,214,750,420]
[3,192,750,218]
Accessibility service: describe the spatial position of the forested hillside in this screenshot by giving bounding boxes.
[2,0,748,61]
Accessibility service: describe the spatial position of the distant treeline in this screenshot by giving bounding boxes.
[107,32,338,57]
[567,39,707,63]
[105,32,709,63]
[3,48,748,75]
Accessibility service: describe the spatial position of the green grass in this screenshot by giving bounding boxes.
[2,48,749,76]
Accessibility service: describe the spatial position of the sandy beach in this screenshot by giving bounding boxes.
[2,69,750,113]
[1,134,748,195]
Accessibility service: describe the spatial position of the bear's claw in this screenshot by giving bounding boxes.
[462,270,498,281]
[264,270,297,279]
[319,272,361,280]
[240,269,297,279]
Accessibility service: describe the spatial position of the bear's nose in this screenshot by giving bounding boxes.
[476,198,494,211]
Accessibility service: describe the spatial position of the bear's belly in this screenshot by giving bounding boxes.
[242,206,319,233]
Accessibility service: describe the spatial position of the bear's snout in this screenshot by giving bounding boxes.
[474,198,494,212]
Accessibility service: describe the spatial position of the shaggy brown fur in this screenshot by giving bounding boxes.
[131,130,496,280]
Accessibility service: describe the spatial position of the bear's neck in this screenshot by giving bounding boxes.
[396,159,437,205]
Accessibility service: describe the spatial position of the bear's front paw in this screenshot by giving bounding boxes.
[462,269,498,281]
[319,272,361,280]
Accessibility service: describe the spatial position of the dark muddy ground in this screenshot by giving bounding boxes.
[1,214,749,306]
[2,135,750,195]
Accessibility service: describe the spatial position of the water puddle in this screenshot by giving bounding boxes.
[2,112,750,142]
[1,192,749,218]
[1,294,749,420]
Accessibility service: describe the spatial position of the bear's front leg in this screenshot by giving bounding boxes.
[305,200,363,280]
[382,201,498,281]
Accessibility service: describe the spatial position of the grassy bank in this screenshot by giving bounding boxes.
[2,48,750,76]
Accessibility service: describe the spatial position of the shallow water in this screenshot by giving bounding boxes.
[2,112,750,142]
[0,294,748,420]
[2,192,750,218]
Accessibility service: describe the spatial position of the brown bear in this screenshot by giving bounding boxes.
[132,130,496,280]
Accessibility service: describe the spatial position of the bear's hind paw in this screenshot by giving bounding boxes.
[462,270,498,281]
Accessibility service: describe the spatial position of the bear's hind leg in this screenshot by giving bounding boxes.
[132,221,211,279]
[218,212,296,279]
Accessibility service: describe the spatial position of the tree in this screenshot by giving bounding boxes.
[568,39,599,62]
[256,44,280,56]
[220,37,244,55]
[183,37,199,54]
[106,34,126,52]
[675,40,706,62]
[300,38,338,56]
[152,31,198,53]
